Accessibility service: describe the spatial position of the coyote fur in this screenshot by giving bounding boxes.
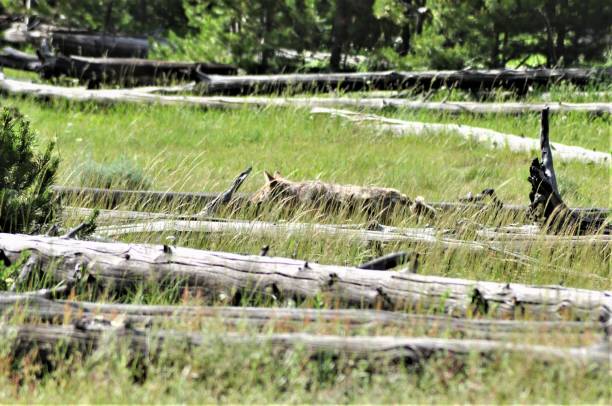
[251,171,435,220]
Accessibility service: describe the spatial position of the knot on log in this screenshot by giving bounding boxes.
[327,273,339,288]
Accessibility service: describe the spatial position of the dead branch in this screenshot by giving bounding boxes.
[199,167,252,216]
[528,109,611,234]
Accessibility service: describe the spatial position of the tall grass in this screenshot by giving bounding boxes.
[0,90,609,403]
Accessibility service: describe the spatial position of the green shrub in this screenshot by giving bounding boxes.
[0,107,59,234]
[78,156,151,190]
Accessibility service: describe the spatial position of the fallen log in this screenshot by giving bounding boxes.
[53,186,610,221]
[2,22,149,58]
[193,69,610,95]
[1,293,606,340]
[91,216,611,252]
[1,74,609,115]
[0,46,40,71]
[528,109,611,234]
[38,55,238,86]
[3,323,609,366]
[0,233,609,320]
[160,96,612,115]
[312,108,611,164]
[49,31,149,58]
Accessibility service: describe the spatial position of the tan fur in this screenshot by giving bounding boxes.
[252,171,435,220]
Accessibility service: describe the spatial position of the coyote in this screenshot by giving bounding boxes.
[251,171,435,221]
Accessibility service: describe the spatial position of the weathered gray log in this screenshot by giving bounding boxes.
[52,186,610,221]
[1,293,606,340]
[312,108,611,164]
[158,95,611,114]
[1,74,609,115]
[91,216,611,252]
[194,69,611,95]
[0,46,40,71]
[38,55,238,86]
[528,109,611,234]
[0,233,609,320]
[3,323,608,366]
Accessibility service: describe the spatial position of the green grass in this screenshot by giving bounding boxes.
[0,90,610,403]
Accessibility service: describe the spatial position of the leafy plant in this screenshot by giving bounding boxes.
[0,107,59,234]
[78,155,151,190]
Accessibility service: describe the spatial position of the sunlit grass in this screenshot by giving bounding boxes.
[0,86,609,403]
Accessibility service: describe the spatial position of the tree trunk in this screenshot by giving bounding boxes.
[0,233,609,320]
[330,0,349,71]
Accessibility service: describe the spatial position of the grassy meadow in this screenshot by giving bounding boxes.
[0,85,610,403]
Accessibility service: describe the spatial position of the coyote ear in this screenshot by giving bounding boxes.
[273,171,282,177]
[264,171,277,185]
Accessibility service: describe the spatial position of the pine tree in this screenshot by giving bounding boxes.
[0,107,59,234]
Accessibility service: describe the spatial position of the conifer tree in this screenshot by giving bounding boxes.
[0,107,59,234]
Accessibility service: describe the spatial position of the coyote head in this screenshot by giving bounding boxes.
[251,171,295,205]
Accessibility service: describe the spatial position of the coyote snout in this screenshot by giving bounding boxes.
[251,171,435,221]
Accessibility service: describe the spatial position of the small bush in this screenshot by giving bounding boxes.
[78,156,151,190]
[0,107,59,233]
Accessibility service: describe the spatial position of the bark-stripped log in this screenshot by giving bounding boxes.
[148,95,611,114]
[0,73,612,114]
[1,74,610,115]
[0,233,609,320]
[38,55,238,86]
[2,324,609,366]
[1,293,607,340]
[312,108,610,164]
[193,69,610,95]
[0,46,40,71]
[90,216,611,251]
